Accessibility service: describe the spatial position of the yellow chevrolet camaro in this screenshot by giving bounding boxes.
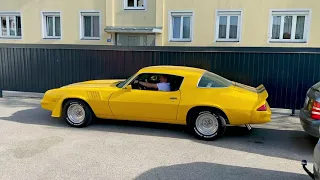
[41,66,271,140]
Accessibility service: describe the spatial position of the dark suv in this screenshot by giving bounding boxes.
[300,82,320,138]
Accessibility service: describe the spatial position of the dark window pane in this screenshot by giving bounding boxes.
[172,16,181,38]
[84,16,92,37]
[128,0,134,7]
[16,16,21,36]
[46,16,54,36]
[229,16,238,39]
[218,16,227,39]
[1,16,7,36]
[295,16,305,40]
[272,16,281,39]
[92,16,99,37]
[182,16,190,39]
[55,16,61,36]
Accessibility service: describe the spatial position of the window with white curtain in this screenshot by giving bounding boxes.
[269,10,310,42]
[80,12,100,40]
[42,12,61,39]
[0,12,22,38]
[215,10,242,42]
[169,12,193,42]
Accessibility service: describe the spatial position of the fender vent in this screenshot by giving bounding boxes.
[87,91,101,100]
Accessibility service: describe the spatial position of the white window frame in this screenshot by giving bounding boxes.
[79,11,101,40]
[124,0,146,10]
[215,10,242,42]
[268,9,311,43]
[169,11,194,42]
[0,12,22,39]
[41,11,61,39]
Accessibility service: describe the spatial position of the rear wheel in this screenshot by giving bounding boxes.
[62,100,93,127]
[187,109,226,141]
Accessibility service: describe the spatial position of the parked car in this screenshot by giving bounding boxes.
[300,81,320,138]
[302,135,320,179]
[41,65,271,140]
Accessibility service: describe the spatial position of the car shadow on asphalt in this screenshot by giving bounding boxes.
[133,162,309,180]
[0,106,317,162]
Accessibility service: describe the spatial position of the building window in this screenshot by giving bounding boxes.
[116,33,155,46]
[124,0,145,10]
[215,10,242,42]
[42,12,61,39]
[169,12,193,42]
[0,12,22,38]
[269,10,310,43]
[80,12,100,40]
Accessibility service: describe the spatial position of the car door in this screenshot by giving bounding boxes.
[108,88,181,123]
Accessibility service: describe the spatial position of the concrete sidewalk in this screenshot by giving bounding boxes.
[1,91,44,99]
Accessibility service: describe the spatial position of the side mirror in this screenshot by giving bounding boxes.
[125,85,132,90]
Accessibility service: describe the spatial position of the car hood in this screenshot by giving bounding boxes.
[62,79,125,88]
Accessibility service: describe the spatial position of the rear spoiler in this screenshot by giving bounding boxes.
[233,82,268,99]
[257,84,268,101]
[256,84,266,93]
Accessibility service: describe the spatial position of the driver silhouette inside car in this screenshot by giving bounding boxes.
[134,75,171,91]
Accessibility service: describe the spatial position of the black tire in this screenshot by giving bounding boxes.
[62,99,93,128]
[187,109,227,141]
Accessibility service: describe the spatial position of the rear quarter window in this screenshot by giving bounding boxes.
[312,81,320,91]
[197,72,232,88]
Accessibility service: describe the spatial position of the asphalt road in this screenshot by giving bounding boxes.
[0,97,316,180]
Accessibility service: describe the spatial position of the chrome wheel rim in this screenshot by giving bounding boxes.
[195,113,219,136]
[67,104,85,124]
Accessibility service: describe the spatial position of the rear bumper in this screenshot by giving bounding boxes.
[250,102,272,124]
[300,110,320,138]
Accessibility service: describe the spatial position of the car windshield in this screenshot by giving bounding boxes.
[198,71,232,88]
[116,74,136,88]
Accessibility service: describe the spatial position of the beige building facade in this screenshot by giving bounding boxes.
[0,0,318,47]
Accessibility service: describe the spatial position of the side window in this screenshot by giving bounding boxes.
[168,75,184,91]
[131,73,184,91]
[198,72,232,88]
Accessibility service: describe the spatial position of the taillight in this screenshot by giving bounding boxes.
[311,101,320,120]
[257,104,267,111]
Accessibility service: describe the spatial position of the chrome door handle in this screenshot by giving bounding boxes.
[170,97,177,100]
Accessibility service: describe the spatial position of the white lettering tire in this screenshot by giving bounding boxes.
[188,109,226,141]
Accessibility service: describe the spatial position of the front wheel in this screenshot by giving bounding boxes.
[62,100,93,127]
[188,109,226,141]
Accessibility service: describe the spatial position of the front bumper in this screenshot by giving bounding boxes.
[41,99,53,111]
[299,110,320,138]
